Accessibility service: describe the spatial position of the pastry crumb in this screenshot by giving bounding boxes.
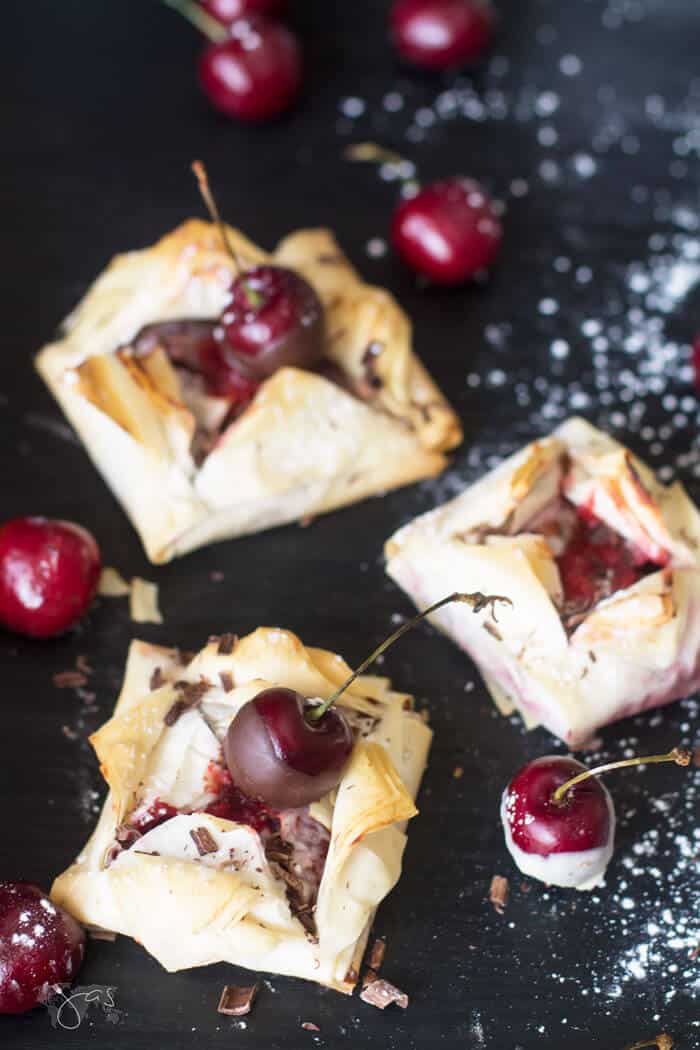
[130,578,163,624]
[301,1022,320,1032]
[98,566,131,597]
[453,764,464,779]
[489,875,509,915]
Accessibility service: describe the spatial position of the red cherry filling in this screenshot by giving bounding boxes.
[556,506,656,622]
[222,266,325,379]
[198,15,302,122]
[129,799,181,836]
[504,756,612,856]
[391,176,502,285]
[0,882,86,1015]
[224,688,354,809]
[135,321,259,407]
[0,517,101,639]
[197,338,261,401]
[390,0,494,71]
[204,761,278,833]
[201,0,288,24]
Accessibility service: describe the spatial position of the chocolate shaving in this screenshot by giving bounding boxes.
[367,938,386,972]
[217,984,258,1017]
[190,826,218,856]
[217,632,237,655]
[489,875,509,915]
[114,825,141,848]
[164,699,189,727]
[360,977,408,1010]
[53,670,88,689]
[482,621,503,642]
[87,927,117,942]
[219,671,234,693]
[301,1022,320,1032]
[150,667,165,691]
[165,679,210,725]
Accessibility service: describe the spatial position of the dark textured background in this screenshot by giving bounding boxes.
[2,1,699,1047]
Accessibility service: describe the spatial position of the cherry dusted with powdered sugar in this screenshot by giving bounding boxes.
[390,0,494,71]
[222,265,324,379]
[198,15,302,122]
[166,0,302,122]
[504,756,612,857]
[501,748,691,888]
[0,517,101,638]
[391,176,502,284]
[0,882,86,1015]
[193,162,325,379]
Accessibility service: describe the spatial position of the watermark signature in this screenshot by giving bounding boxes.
[43,984,122,1030]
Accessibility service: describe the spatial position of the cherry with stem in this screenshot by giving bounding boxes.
[224,590,511,808]
[552,746,691,805]
[309,590,510,722]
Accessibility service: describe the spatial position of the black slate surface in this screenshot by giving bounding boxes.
[2,1,700,1047]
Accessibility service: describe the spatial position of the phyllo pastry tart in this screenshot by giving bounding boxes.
[385,417,700,746]
[36,218,461,563]
[51,627,432,992]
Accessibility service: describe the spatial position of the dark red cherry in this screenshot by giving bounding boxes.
[198,338,261,401]
[0,882,86,1015]
[222,265,324,379]
[223,688,354,809]
[0,517,101,639]
[198,15,302,122]
[391,177,502,284]
[503,756,612,856]
[390,0,494,71]
[201,0,288,23]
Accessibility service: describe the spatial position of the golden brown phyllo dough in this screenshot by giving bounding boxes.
[52,627,432,992]
[386,417,700,746]
[36,220,461,562]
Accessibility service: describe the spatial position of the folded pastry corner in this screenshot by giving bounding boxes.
[51,628,432,993]
[385,416,700,745]
[36,220,461,563]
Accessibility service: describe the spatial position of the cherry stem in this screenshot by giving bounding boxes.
[192,160,242,274]
[344,142,420,193]
[308,591,512,721]
[625,1036,673,1050]
[553,748,691,805]
[345,142,408,166]
[162,0,227,42]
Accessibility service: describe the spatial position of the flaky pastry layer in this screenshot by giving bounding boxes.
[385,417,700,745]
[52,627,432,992]
[36,220,461,562]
